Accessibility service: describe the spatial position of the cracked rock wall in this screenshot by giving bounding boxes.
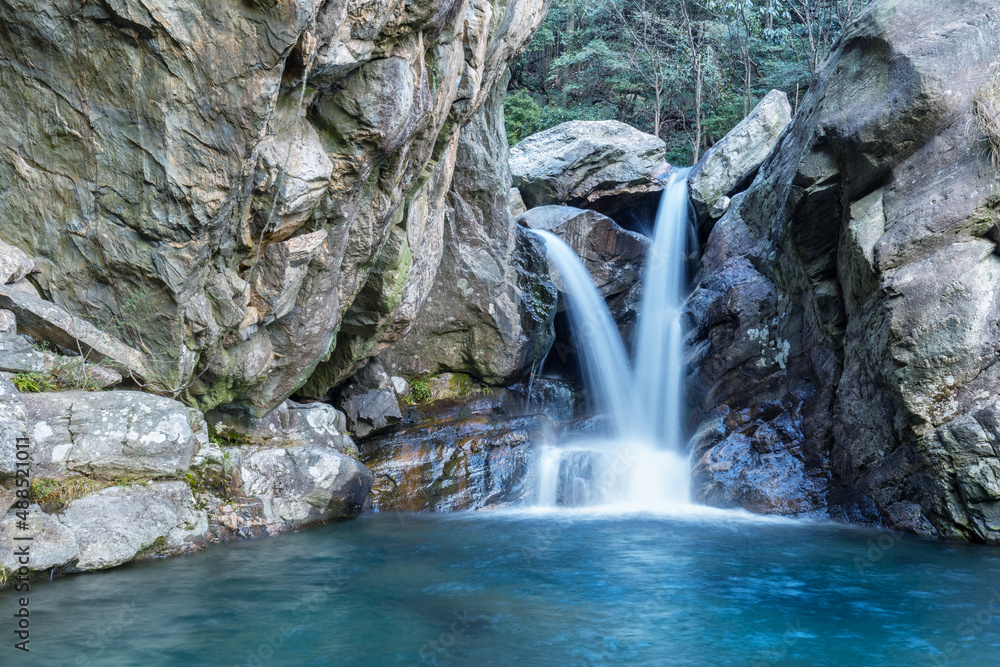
[0,0,550,415]
[687,0,1000,542]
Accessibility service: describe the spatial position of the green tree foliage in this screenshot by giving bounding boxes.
[508,0,872,164]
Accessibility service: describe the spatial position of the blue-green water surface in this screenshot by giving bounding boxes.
[2,509,999,666]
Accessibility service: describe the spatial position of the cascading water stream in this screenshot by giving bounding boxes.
[528,230,636,434]
[529,168,694,511]
[634,168,693,447]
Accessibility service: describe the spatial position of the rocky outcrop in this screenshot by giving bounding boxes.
[357,376,581,511]
[0,385,372,578]
[223,441,372,533]
[687,90,792,228]
[0,240,33,285]
[0,333,46,374]
[0,283,149,381]
[57,482,208,571]
[205,398,357,455]
[510,120,669,222]
[0,0,551,416]
[332,362,403,437]
[0,505,79,573]
[376,79,557,385]
[687,0,1000,542]
[363,413,553,511]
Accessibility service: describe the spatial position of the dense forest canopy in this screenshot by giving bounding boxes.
[506,0,873,164]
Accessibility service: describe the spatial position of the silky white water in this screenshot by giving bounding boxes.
[530,168,694,511]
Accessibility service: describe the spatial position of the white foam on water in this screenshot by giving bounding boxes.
[528,169,699,512]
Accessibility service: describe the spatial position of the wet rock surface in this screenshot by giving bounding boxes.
[517,206,649,301]
[686,0,1000,541]
[362,413,555,512]
[360,378,581,511]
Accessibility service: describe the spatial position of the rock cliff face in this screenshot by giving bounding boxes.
[688,0,1000,542]
[0,0,550,416]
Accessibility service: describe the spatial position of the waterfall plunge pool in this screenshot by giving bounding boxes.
[3,510,999,666]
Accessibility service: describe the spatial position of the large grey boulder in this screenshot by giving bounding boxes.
[334,361,403,438]
[0,0,549,415]
[686,0,1000,542]
[22,391,205,480]
[510,120,669,219]
[517,206,649,300]
[0,375,28,479]
[205,399,356,456]
[0,504,79,572]
[57,481,208,571]
[226,442,373,531]
[0,332,45,374]
[687,90,792,227]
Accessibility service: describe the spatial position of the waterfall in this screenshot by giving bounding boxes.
[528,168,693,510]
[528,230,635,434]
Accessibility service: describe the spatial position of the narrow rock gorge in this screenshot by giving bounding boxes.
[1,0,1000,590]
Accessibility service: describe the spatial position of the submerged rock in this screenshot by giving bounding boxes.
[688,90,792,229]
[510,120,669,220]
